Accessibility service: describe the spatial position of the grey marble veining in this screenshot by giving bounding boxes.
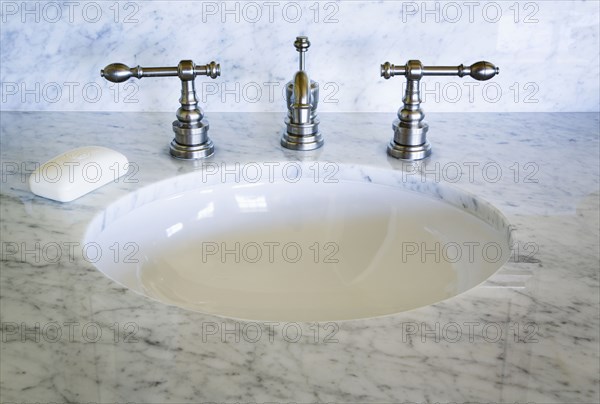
[1,1,599,113]
[0,111,599,403]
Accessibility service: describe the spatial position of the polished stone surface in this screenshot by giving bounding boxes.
[0,111,598,402]
[1,1,599,113]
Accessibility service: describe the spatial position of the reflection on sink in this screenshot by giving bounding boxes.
[85,163,512,321]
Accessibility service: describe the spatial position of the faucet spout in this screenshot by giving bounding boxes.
[290,71,312,124]
[281,36,323,151]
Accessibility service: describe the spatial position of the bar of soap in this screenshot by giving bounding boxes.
[29,146,129,202]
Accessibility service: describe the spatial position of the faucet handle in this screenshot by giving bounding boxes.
[101,60,220,82]
[380,58,499,160]
[381,60,499,81]
[460,61,499,80]
[100,59,221,160]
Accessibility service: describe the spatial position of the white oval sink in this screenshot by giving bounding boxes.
[85,163,511,321]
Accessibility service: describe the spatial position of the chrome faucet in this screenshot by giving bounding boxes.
[281,36,323,151]
[101,60,220,159]
[381,59,499,160]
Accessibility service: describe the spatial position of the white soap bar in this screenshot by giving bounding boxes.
[29,146,129,202]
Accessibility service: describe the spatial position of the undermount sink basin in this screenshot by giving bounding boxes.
[85,162,511,321]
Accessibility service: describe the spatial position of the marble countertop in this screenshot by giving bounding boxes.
[1,111,598,403]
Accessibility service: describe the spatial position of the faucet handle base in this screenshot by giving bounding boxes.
[170,120,214,159]
[282,117,323,151]
[388,118,431,160]
[281,132,324,151]
[170,138,214,159]
[387,141,431,160]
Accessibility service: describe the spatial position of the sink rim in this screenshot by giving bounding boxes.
[84,161,514,322]
[86,161,513,238]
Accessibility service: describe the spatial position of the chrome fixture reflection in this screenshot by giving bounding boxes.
[281,36,323,151]
[101,60,221,159]
[381,60,499,160]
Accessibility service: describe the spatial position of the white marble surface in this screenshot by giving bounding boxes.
[0,110,599,402]
[1,1,599,113]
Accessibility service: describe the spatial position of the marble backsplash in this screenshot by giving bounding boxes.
[1,0,598,113]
